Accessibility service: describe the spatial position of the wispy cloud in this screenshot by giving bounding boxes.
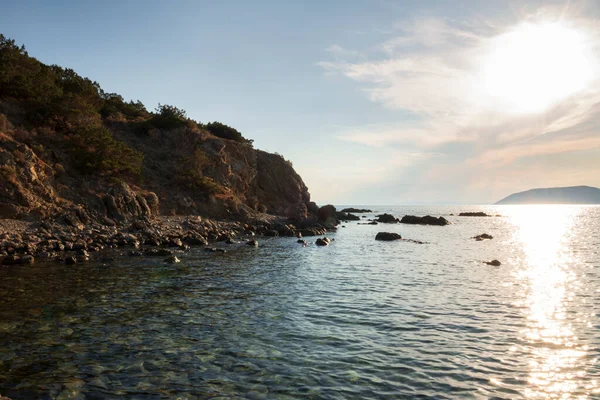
[319,8,600,168]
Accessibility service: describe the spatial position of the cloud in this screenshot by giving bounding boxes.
[319,10,600,167]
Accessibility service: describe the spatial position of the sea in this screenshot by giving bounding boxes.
[0,205,599,399]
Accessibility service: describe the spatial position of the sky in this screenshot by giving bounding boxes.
[2,0,600,204]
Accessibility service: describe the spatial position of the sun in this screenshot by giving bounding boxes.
[480,21,595,114]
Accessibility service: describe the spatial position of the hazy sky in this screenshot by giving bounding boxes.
[2,0,600,204]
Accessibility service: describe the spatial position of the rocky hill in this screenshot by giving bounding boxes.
[0,34,319,227]
[495,186,600,205]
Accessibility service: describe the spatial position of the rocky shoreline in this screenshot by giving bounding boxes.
[0,214,330,266]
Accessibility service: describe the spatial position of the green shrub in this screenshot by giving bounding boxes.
[204,121,253,145]
[68,126,143,178]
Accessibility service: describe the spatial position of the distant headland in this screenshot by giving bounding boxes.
[495,186,600,205]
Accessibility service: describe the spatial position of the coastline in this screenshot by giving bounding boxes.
[0,214,329,266]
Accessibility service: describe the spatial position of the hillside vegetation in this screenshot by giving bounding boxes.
[0,34,317,224]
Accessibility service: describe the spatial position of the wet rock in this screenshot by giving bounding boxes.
[473,233,493,241]
[64,256,77,265]
[246,239,258,246]
[485,259,501,266]
[376,214,399,223]
[168,238,183,247]
[204,247,218,252]
[400,215,449,226]
[144,238,161,247]
[315,237,331,246]
[128,250,144,257]
[225,238,237,244]
[164,256,180,264]
[215,248,226,253]
[375,232,402,241]
[297,239,307,245]
[20,255,35,264]
[264,230,279,237]
[76,249,90,258]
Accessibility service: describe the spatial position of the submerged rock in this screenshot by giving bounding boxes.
[375,232,402,241]
[473,233,493,241]
[400,215,449,226]
[164,256,181,264]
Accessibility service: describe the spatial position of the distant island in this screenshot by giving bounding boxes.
[495,186,600,205]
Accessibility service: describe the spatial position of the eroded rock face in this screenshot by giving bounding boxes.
[103,182,158,222]
[252,150,312,221]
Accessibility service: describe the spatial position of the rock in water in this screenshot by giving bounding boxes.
[375,232,402,241]
[246,239,258,246]
[20,255,35,264]
[164,256,181,264]
[341,208,372,213]
[400,215,449,226]
[315,237,331,246]
[484,260,501,266]
[459,212,489,217]
[376,214,399,223]
[318,205,339,228]
[473,233,493,241]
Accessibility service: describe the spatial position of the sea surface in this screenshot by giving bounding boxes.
[0,205,599,399]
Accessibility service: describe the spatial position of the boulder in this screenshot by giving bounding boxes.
[336,212,360,221]
[315,237,331,246]
[246,239,258,246]
[473,233,493,241]
[400,215,449,226]
[375,232,402,241]
[164,256,181,264]
[318,205,338,228]
[376,213,399,223]
[103,182,155,222]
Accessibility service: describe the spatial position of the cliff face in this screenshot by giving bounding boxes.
[0,34,318,225]
[0,118,317,224]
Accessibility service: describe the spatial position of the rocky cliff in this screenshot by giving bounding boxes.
[0,34,320,227]
[0,119,317,225]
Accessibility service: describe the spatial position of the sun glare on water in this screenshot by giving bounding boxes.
[506,206,598,398]
[480,21,596,114]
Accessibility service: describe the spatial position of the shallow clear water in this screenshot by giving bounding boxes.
[0,205,599,399]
